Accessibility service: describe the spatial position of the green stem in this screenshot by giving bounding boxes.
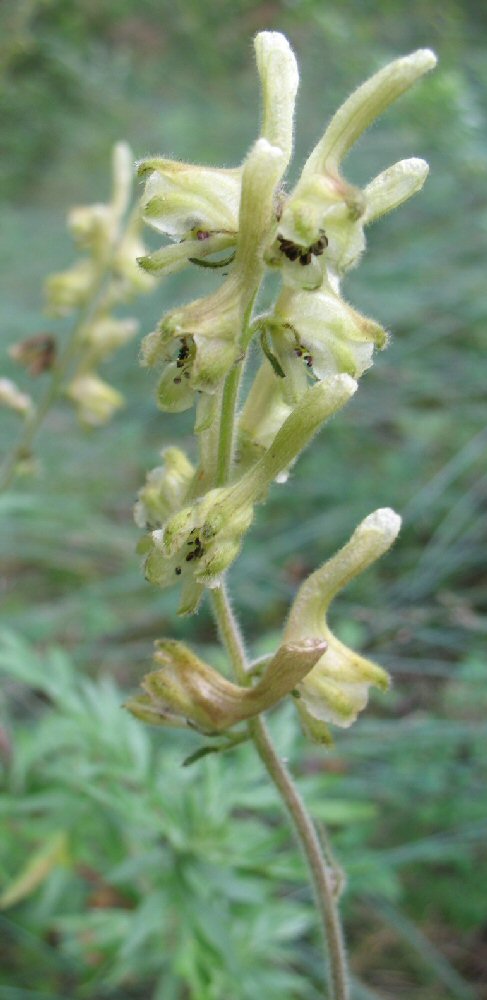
[211,583,349,1000]
[215,365,242,488]
[214,298,257,488]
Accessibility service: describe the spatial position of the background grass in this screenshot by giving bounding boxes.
[1,1,486,997]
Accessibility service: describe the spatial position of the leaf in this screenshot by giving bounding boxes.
[0,832,68,910]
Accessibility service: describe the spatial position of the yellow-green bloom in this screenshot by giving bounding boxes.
[263,283,387,404]
[79,316,138,367]
[45,142,155,315]
[143,137,286,400]
[284,508,401,739]
[269,50,436,286]
[236,361,292,472]
[137,31,298,278]
[134,447,195,531]
[142,375,357,614]
[65,373,124,427]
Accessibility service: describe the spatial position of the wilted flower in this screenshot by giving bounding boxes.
[126,636,326,733]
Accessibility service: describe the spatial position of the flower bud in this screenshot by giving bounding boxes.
[284,508,401,731]
[134,447,195,531]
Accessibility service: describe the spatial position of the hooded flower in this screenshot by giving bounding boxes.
[267,50,436,288]
[283,508,401,741]
[236,361,292,472]
[262,282,387,404]
[142,375,357,614]
[142,137,286,405]
[137,31,299,278]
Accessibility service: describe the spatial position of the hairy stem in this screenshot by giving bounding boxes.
[215,297,256,488]
[215,365,242,488]
[211,583,349,999]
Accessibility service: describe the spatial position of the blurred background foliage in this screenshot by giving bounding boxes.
[0,0,486,998]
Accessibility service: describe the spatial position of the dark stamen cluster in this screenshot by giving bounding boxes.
[277,231,328,266]
[294,344,314,368]
[185,529,204,563]
[173,337,192,384]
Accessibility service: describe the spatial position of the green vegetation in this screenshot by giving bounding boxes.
[1,2,486,997]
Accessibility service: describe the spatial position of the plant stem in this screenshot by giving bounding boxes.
[214,298,256,488]
[211,583,349,1000]
[249,715,349,1000]
[215,365,242,488]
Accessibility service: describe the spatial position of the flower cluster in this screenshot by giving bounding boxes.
[128,33,435,737]
[43,143,156,427]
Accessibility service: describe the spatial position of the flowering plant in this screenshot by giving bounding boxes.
[0,30,436,999]
[125,32,436,998]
